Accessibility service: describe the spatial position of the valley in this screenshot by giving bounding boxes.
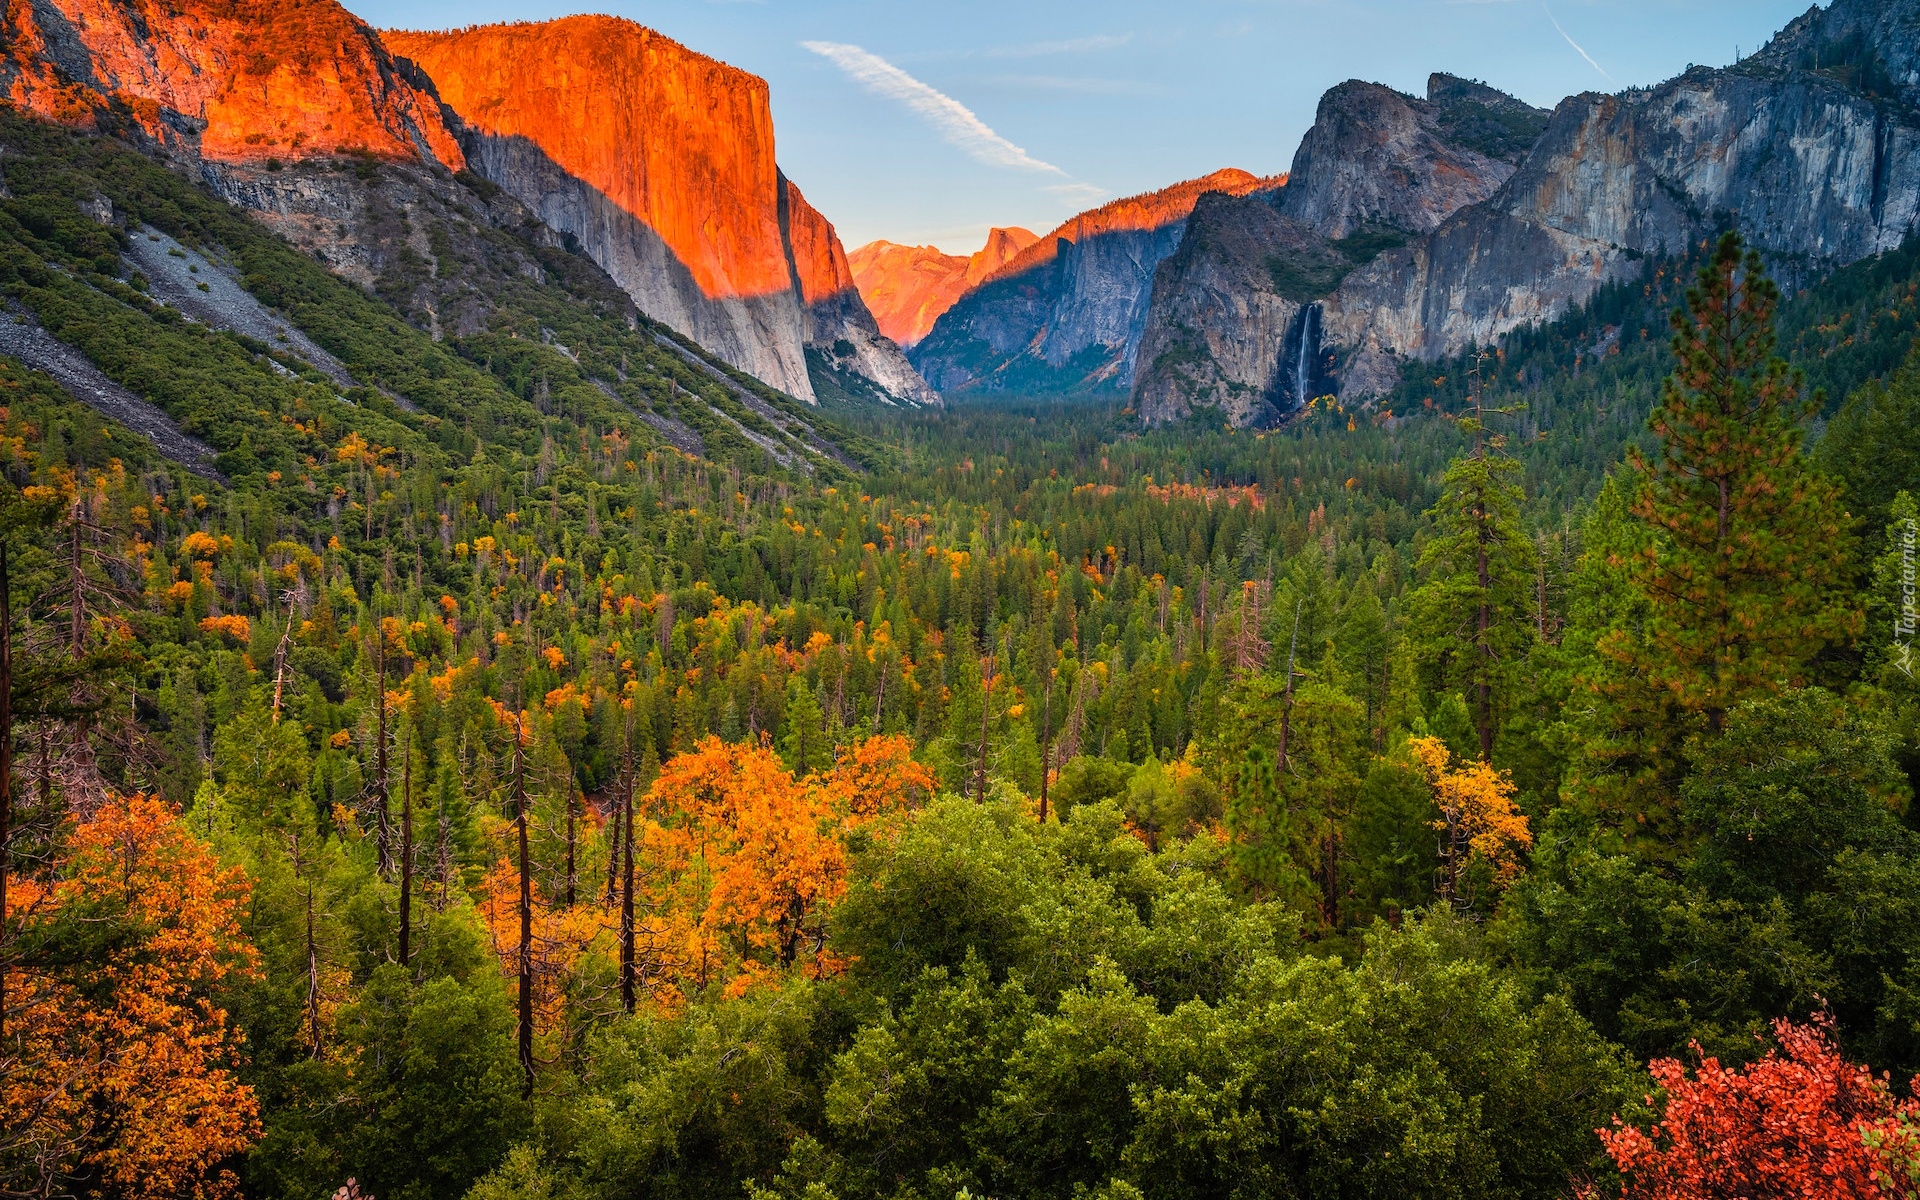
[0,1,1918,1198]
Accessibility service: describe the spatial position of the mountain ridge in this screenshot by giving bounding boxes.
[909,167,1286,396]
[386,17,934,407]
[848,227,1038,347]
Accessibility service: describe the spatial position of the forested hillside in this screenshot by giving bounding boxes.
[2,105,1920,1200]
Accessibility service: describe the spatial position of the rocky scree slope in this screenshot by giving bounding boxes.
[1133,74,1547,426]
[909,168,1284,396]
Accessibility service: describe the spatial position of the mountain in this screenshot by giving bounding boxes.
[0,2,877,477]
[0,0,464,168]
[1140,0,1920,427]
[1321,0,1920,389]
[0,2,930,409]
[383,18,934,407]
[848,227,1038,347]
[1134,75,1548,426]
[909,168,1285,395]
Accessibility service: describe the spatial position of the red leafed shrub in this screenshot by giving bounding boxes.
[1591,1016,1920,1199]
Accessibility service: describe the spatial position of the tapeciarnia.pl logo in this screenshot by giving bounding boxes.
[1897,517,1916,679]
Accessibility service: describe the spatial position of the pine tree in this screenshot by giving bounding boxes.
[1605,231,1858,741]
[779,674,829,777]
[1406,358,1536,761]
[1605,233,1858,736]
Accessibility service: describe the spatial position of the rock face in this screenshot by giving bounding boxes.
[781,175,940,405]
[1321,0,1920,390]
[910,169,1285,394]
[0,3,930,407]
[1132,194,1332,427]
[1135,75,1544,424]
[848,227,1038,346]
[1276,76,1543,238]
[385,18,931,406]
[0,0,465,168]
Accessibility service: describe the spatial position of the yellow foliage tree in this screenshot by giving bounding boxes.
[1407,735,1532,909]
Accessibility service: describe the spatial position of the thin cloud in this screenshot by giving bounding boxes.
[981,34,1133,59]
[802,41,1064,174]
[1043,182,1109,203]
[983,74,1168,97]
[1543,3,1613,82]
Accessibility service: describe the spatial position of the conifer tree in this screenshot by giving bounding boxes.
[780,674,829,777]
[1604,233,1858,736]
[1406,359,1536,760]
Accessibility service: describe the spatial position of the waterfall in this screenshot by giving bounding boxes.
[1294,302,1319,408]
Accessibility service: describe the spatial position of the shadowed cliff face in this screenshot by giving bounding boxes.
[849,228,1039,347]
[0,0,464,167]
[385,17,932,407]
[780,175,940,406]
[910,169,1284,395]
[1135,75,1543,425]
[1322,0,1920,390]
[1277,77,1541,239]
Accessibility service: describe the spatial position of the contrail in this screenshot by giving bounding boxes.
[802,41,1065,174]
[1543,3,1613,83]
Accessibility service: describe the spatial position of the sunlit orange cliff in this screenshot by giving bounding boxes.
[384,17,931,404]
[0,0,463,168]
[849,228,1039,347]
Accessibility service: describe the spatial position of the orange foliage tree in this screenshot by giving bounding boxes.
[1407,735,1532,908]
[474,731,931,1044]
[2,793,260,1199]
[641,733,929,1001]
[1590,1015,1920,1199]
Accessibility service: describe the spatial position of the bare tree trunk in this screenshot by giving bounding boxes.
[272,591,295,724]
[398,732,412,969]
[0,542,11,1042]
[513,712,534,1099]
[974,646,993,805]
[374,637,392,877]
[305,884,322,1057]
[620,723,637,1014]
[603,782,622,909]
[1037,656,1052,824]
[564,785,576,908]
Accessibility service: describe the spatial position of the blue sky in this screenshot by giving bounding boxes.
[348,0,1818,254]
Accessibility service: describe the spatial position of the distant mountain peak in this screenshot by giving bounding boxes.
[910,168,1285,395]
[849,227,1040,347]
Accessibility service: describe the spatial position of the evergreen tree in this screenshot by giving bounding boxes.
[1406,365,1536,761]
[1579,234,1859,849]
[1617,233,1858,732]
[779,674,829,777]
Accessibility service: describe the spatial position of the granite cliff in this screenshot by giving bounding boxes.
[910,169,1284,395]
[780,173,940,405]
[385,18,932,406]
[1324,0,1920,385]
[1134,75,1547,425]
[848,227,1038,347]
[1138,0,1920,425]
[0,0,464,167]
[0,1,929,408]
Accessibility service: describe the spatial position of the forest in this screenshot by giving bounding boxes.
[1,111,1920,1200]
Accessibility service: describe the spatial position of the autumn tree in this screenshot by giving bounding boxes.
[1,793,260,1199]
[1407,735,1531,910]
[1592,1015,1920,1200]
